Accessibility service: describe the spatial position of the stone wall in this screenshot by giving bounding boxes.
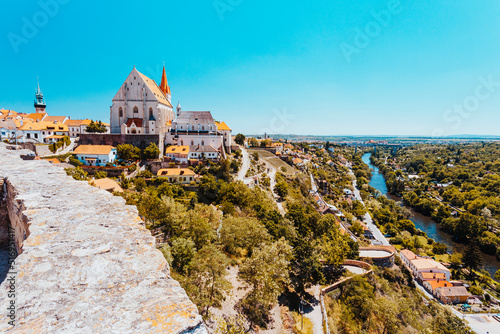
[79,134,160,151]
[0,144,206,333]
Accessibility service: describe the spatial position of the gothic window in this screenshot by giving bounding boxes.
[192,125,195,131]
[133,106,139,114]
[149,108,153,119]
[201,140,205,146]
[191,140,194,145]
[119,107,123,117]
[202,126,205,131]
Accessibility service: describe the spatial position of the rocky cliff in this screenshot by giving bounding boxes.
[0,144,206,333]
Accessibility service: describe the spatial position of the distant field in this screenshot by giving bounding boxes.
[248,149,297,175]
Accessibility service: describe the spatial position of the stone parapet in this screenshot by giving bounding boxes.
[0,144,206,333]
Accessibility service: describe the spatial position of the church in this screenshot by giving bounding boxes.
[110,66,232,156]
[109,67,175,148]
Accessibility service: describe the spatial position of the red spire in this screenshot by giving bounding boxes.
[160,66,170,95]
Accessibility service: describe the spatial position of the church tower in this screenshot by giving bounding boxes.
[34,80,46,113]
[176,101,182,117]
[160,66,171,104]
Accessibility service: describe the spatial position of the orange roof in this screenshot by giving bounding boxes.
[45,135,65,139]
[427,280,452,291]
[92,178,123,193]
[293,158,303,164]
[65,119,91,127]
[19,122,44,131]
[43,121,69,132]
[160,66,171,96]
[165,146,190,154]
[157,168,195,177]
[401,249,417,261]
[45,158,61,164]
[215,121,232,131]
[136,70,172,107]
[26,113,47,121]
[73,145,115,155]
[44,116,67,123]
[420,272,447,280]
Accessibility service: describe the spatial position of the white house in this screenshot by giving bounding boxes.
[409,258,451,282]
[73,145,117,166]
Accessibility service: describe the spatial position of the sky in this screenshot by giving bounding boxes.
[1,0,500,136]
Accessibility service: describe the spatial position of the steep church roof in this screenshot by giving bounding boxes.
[136,69,173,108]
[160,66,171,96]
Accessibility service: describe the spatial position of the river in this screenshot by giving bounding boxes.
[362,153,500,279]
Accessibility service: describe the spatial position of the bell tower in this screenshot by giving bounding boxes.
[34,80,46,113]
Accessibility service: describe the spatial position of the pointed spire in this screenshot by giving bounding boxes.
[160,66,171,96]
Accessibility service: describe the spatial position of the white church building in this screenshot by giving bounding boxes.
[110,66,232,155]
[109,67,174,140]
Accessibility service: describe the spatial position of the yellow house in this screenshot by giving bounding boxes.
[157,168,196,184]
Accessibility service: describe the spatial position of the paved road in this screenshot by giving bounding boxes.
[449,308,500,334]
[304,285,323,334]
[237,147,250,181]
[351,175,390,246]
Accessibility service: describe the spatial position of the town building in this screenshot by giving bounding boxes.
[73,145,117,166]
[400,249,417,267]
[157,168,196,184]
[165,107,232,154]
[65,119,92,138]
[408,257,451,282]
[434,286,469,304]
[109,67,174,144]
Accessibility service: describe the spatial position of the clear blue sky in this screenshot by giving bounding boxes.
[1,0,500,136]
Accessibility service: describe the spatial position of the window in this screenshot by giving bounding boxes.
[192,125,195,131]
[34,134,38,139]
[191,140,194,145]
[133,106,139,114]
[119,107,123,117]
[202,126,204,131]
[201,140,205,146]
[27,133,31,139]
[149,107,153,119]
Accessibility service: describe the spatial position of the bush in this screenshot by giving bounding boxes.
[69,156,83,166]
[468,285,483,296]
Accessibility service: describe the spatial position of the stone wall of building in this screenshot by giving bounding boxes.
[0,144,206,333]
[79,133,160,151]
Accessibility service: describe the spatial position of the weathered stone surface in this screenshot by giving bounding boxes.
[0,144,206,333]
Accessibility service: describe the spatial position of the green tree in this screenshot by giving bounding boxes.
[463,240,483,278]
[94,171,107,179]
[85,120,107,133]
[494,269,500,281]
[274,181,289,199]
[65,167,89,180]
[234,133,246,145]
[182,244,231,317]
[117,144,141,161]
[321,224,349,268]
[239,238,292,326]
[134,178,146,192]
[219,216,270,255]
[143,142,160,160]
[171,237,196,273]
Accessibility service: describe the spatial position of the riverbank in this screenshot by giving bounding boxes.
[361,153,500,279]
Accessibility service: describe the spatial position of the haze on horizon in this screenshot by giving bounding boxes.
[1,0,499,137]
